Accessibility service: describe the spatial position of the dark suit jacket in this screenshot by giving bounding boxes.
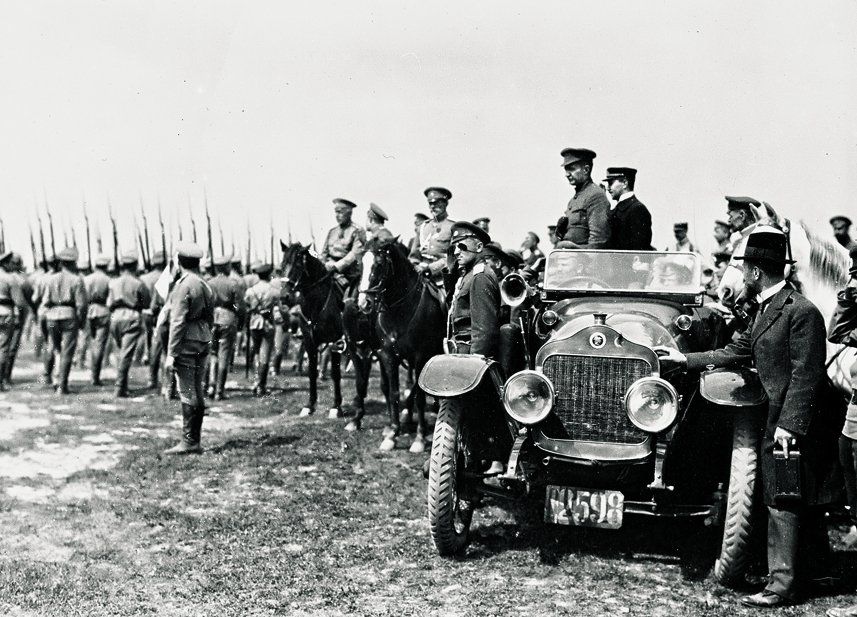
[687,287,841,505]
[608,195,653,251]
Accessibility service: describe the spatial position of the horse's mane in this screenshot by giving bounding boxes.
[800,221,850,289]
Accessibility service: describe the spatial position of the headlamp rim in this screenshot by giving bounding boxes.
[623,376,679,433]
[502,369,555,425]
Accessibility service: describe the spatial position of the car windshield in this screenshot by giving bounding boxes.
[543,250,703,294]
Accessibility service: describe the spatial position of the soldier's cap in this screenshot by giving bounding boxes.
[547,224,557,232]
[712,249,732,263]
[176,241,204,259]
[423,187,452,201]
[482,242,505,260]
[0,251,11,265]
[831,215,853,227]
[560,147,597,168]
[725,196,761,211]
[849,245,857,274]
[604,167,637,183]
[252,262,273,275]
[231,255,242,265]
[57,246,78,263]
[414,212,430,222]
[735,229,795,265]
[332,198,357,210]
[212,255,231,267]
[673,222,689,231]
[94,254,111,268]
[472,217,490,225]
[504,249,524,268]
[450,221,490,245]
[8,253,22,265]
[150,250,166,265]
[714,219,730,229]
[527,231,541,244]
[120,250,138,267]
[368,202,388,221]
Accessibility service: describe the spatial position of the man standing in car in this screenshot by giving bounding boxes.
[603,166,652,251]
[555,148,611,249]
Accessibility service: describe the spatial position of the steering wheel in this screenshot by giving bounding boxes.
[562,275,610,290]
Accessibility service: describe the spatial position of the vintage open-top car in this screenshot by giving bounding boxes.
[419,249,768,584]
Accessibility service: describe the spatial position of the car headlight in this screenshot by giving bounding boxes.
[503,370,554,425]
[624,377,678,433]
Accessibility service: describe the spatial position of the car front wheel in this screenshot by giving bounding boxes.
[427,398,476,556]
[713,412,760,584]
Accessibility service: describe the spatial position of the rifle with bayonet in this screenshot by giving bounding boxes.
[136,220,150,271]
[37,215,48,272]
[140,194,152,268]
[188,195,197,244]
[83,197,92,271]
[28,223,37,272]
[204,188,214,272]
[45,194,57,268]
[108,196,119,270]
[158,198,167,260]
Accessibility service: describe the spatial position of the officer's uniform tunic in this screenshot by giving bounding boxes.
[85,269,111,384]
[563,180,611,248]
[168,271,214,408]
[409,218,455,283]
[446,260,500,358]
[108,272,152,395]
[321,223,365,292]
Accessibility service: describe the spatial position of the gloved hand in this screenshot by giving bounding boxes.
[555,216,569,240]
[652,345,687,375]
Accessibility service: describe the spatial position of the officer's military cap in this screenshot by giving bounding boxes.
[57,246,78,263]
[94,254,111,268]
[673,222,689,231]
[604,167,637,183]
[213,255,231,267]
[252,262,273,275]
[150,250,166,266]
[414,212,430,222]
[472,217,490,225]
[831,215,853,227]
[560,147,597,167]
[424,187,452,201]
[332,198,357,210]
[450,221,490,245]
[482,242,505,259]
[714,220,730,230]
[369,202,388,221]
[176,241,204,259]
[725,196,761,212]
[119,250,138,267]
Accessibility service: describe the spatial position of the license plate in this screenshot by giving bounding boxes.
[544,485,624,529]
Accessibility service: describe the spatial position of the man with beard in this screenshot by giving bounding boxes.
[409,187,456,288]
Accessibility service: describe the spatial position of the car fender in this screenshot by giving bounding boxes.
[418,354,504,398]
[699,367,768,407]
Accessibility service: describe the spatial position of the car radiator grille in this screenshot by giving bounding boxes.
[542,354,651,444]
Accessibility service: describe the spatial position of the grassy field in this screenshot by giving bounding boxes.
[0,347,855,616]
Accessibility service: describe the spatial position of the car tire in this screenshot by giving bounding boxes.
[428,398,475,556]
[713,412,759,584]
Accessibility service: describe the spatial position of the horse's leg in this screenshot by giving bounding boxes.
[378,347,400,451]
[328,349,342,419]
[345,344,367,431]
[408,357,430,454]
[299,340,318,416]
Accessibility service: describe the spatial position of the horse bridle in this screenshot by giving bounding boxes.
[363,245,421,310]
[285,249,331,292]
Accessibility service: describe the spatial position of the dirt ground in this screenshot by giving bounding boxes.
[1,347,855,616]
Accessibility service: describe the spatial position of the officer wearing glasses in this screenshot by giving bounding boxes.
[444,222,500,358]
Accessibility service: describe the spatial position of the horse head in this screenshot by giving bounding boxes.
[358,235,409,313]
[280,240,326,293]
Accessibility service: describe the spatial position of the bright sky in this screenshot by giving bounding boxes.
[1,1,855,266]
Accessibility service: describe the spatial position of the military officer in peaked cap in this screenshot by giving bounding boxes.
[830,215,857,251]
[366,202,390,243]
[556,148,611,249]
[0,251,28,390]
[108,250,151,397]
[321,198,365,298]
[725,195,761,253]
[85,254,112,386]
[472,217,491,233]
[164,242,214,455]
[445,221,500,359]
[409,187,456,287]
[37,247,88,394]
[207,254,246,400]
[603,167,653,251]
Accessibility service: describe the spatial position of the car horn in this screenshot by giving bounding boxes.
[500,272,531,307]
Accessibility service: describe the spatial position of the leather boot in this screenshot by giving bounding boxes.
[192,405,205,449]
[163,403,201,454]
[214,365,228,400]
[253,365,268,396]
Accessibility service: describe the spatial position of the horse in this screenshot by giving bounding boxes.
[280,241,348,417]
[359,236,447,452]
[717,202,853,393]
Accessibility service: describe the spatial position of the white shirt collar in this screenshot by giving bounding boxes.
[757,280,787,305]
[617,191,635,203]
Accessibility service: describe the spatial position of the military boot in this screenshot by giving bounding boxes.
[191,405,205,450]
[252,365,269,396]
[163,403,201,455]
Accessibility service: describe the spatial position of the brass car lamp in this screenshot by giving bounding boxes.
[674,314,693,331]
[541,309,559,326]
[624,377,679,433]
[502,370,555,425]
